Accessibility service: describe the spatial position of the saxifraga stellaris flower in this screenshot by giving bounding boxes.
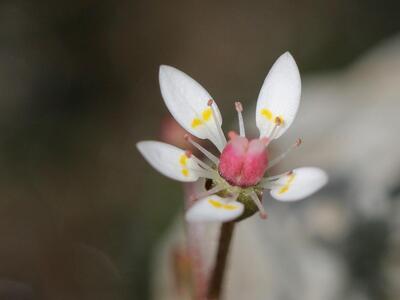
[137,52,328,223]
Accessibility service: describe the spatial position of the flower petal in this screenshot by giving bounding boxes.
[137,141,201,182]
[270,167,328,202]
[185,195,244,222]
[255,52,301,139]
[159,65,226,151]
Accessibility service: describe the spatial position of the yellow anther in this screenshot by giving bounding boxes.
[181,168,189,177]
[179,154,188,166]
[274,116,283,125]
[208,199,238,210]
[278,173,296,194]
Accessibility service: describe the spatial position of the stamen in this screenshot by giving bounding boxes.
[229,192,240,201]
[275,116,283,126]
[186,149,214,172]
[257,181,279,189]
[189,152,216,173]
[184,150,192,158]
[249,191,267,219]
[266,138,301,170]
[228,131,238,140]
[259,170,293,188]
[186,166,217,180]
[235,101,246,137]
[221,191,240,203]
[207,99,227,150]
[190,184,225,201]
[181,151,216,179]
[268,170,293,180]
[184,134,220,165]
[266,116,282,141]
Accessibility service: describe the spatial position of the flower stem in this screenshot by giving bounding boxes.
[207,221,235,300]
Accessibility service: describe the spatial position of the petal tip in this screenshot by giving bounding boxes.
[159,64,168,72]
[320,169,329,186]
[136,140,154,156]
[279,51,295,62]
[159,64,176,76]
[136,141,145,152]
[271,52,299,78]
[282,51,294,59]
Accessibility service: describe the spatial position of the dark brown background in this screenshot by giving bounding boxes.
[0,0,399,299]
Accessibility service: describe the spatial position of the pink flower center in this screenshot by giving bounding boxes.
[218,132,269,187]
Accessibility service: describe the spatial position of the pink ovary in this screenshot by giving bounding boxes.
[218,135,269,187]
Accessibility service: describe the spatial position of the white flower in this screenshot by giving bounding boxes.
[137,52,328,223]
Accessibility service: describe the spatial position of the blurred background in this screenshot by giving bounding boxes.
[0,0,399,299]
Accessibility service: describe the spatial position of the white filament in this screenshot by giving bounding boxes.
[266,138,301,170]
[185,135,220,165]
[208,100,227,151]
[249,191,267,219]
[235,101,246,137]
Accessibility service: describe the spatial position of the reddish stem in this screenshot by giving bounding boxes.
[207,222,235,300]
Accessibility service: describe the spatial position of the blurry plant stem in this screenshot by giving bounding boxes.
[207,221,235,300]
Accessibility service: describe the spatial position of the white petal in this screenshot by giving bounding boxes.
[137,141,201,182]
[270,167,328,202]
[255,52,301,139]
[159,65,225,151]
[185,195,244,222]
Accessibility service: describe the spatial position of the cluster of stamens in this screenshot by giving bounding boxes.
[183,100,301,220]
